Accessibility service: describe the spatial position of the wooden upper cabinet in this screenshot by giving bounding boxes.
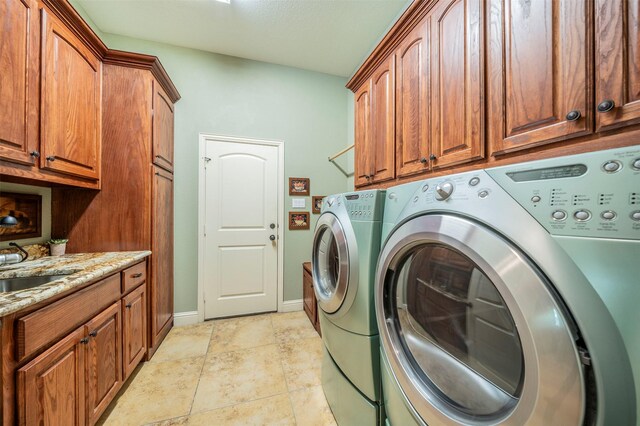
[85,302,122,425]
[354,81,372,186]
[595,0,640,131]
[153,82,175,172]
[430,0,484,169]
[370,55,395,183]
[151,166,174,350]
[17,327,86,426]
[40,8,101,180]
[487,0,592,155]
[0,0,40,166]
[395,17,430,178]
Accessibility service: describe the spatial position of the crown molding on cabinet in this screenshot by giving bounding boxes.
[346,0,437,92]
[41,0,181,103]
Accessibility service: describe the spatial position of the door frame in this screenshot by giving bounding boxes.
[197,133,285,322]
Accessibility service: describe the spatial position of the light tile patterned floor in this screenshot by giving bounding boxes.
[98,311,336,426]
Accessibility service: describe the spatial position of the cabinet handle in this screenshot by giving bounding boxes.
[126,303,132,308]
[89,330,97,337]
[429,154,437,161]
[420,157,428,164]
[132,273,143,278]
[565,110,581,121]
[80,337,89,344]
[597,99,615,113]
[30,151,40,158]
[46,156,55,162]
[364,174,371,180]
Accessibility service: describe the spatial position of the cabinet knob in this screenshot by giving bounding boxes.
[89,330,97,337]
[125,303,132,308]
[597,99,615,113]
[365,174,371,180]
[30,151,40,158]
[420,157,428,164]
[566,110,581,121]
[46,156,56,162]
[429,154,437,161]
[80,337,89,344]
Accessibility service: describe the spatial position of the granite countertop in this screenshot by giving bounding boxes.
[0,251,151,317]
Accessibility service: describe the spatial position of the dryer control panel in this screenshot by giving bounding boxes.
[341,189,386,222]
[488,146,640,240]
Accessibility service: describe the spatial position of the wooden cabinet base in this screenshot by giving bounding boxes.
[303,262,321,336]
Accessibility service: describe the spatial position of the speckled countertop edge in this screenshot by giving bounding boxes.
[0,251,151,317]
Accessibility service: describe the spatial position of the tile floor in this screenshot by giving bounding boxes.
[98,311,336,426]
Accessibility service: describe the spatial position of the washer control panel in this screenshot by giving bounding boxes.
[487,146,640,239]
[342,189,386,221]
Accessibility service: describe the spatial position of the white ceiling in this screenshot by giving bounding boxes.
[76,0,409,77]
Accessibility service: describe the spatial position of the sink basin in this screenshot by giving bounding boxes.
[0,275,70,292]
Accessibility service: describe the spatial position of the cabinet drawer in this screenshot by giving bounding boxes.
[122,261,146,294]
[16,274,121,361]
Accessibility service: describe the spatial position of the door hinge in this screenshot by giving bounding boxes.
[203,224,206,237]
[203,157,211,168]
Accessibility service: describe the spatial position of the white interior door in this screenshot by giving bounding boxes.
[203,138,279,319]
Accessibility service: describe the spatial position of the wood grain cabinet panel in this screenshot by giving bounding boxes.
[151,166,174,351]
[430,0,484,169]
[85,302,122,425]
[354,81,372,186]
[487,0,592,155]
[122,284,147,380]
[595,0,640,131]
[17,327,86,426]
[152,83,174,172]
[370,55,396,183]
[0,0,40,166]
[395,17,430,178]
[40,8,101,180]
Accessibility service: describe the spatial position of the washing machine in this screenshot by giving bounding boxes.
[312,189,385,425]
[376,146,640,425]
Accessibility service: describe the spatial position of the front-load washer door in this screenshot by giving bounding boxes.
[376,214,587,425]
[312,212,358,314]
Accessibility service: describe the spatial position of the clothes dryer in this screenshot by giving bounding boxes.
[377,146,640,425]
[312,189,385,425]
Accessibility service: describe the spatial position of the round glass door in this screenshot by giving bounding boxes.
[376,214,586,425]
[312,212,353,314]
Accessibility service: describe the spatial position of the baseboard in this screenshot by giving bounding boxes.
[279,299,303,313]
[173,311,199,327]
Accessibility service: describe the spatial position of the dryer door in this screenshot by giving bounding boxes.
[376,214,587,425]
[312,212,358,314]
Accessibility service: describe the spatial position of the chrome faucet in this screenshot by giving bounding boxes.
[0,216,29,265]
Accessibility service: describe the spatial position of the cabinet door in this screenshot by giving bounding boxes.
[122,284,147,380]
[430,0,484,169]
[17,327,86,426]
[40,9,101,180]
[595,0,640,131]
[151,166,174,351]
[85,302,122,425]
[354,81,372,187]
[152,82,175,172]
[371,55,395,183]
[302,268,316,326]
[487,0,592,155]
[0,0,39,166]
[395,17,430,178]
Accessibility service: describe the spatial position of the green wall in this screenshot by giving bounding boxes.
[99,34,349,311]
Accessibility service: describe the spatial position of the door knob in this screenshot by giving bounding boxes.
[269,235,276,241]
[270,223,276,229]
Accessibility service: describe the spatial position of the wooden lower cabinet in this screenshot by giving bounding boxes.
[122,284,147,380]
[9,262,150,426]
[17,327,87,426]
[303,262,320,335]
[85,302,122,425]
